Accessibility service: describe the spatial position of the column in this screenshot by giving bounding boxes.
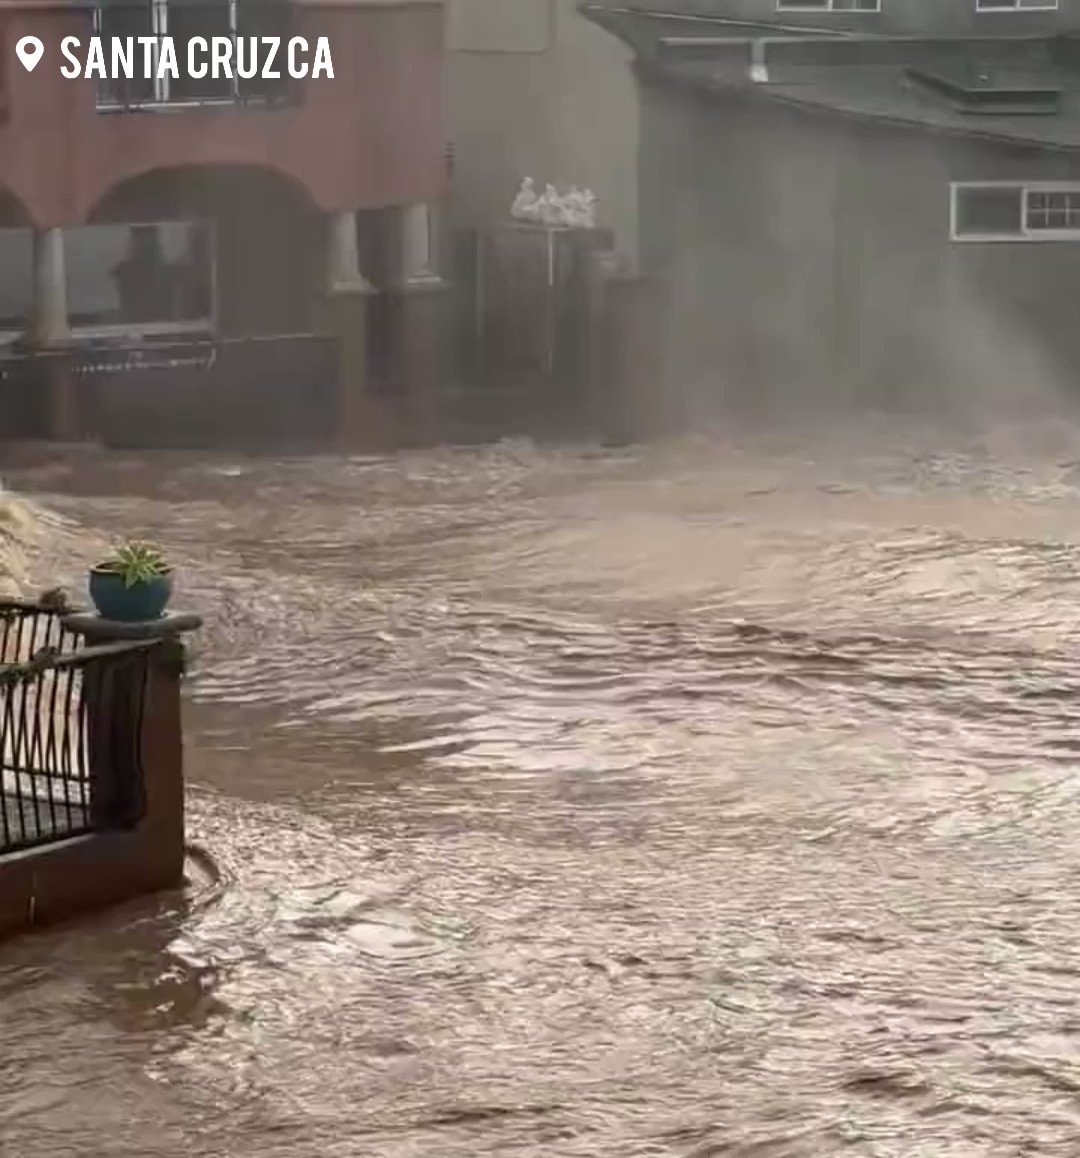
[24,228,77,441]
[62,612,203,892]
[604,272,662,444]
[400,202,444,287]
[321,211,376,447]
[27,228,70,346]
[389,202,449,447]
[327,211,375,295]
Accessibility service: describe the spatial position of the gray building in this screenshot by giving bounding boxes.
[603,0,1080,38]
[447,0,640,265]
[584,3,1080,423]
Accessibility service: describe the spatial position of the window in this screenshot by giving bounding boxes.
[94,0,292,109]
[950,182,1080,241]
[776,0,881,11]
[66,222,215,330]
[0,221,214,335]
[975,0,1059,11]
[0,232,33,332]
[1024,189,1080,231]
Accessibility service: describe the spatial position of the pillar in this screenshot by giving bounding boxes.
[328,210,375,295]
[61,611,202,890]
[608,274,663,442]
[585,254,663,445]
[319,211,376,446]
[389,203,449,447]
[27,228,70,346]
[401,202,443,287]
[23,227,77,441]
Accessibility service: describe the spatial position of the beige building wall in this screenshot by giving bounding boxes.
[446,0,639,265]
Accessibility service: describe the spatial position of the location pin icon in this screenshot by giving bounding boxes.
[15,37,43,73]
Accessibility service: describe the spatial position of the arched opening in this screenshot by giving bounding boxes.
[56,165,344,449]
[86,164,324,338]
[0,189,43,341]
[0,190,33,230]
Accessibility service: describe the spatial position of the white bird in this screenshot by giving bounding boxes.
[579,188,598,229]
[559,186,580,227]
[536,184,562,226]
[511,177,539,221]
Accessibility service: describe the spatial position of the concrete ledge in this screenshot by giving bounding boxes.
[0,828,183,939]
[62,611,203,642]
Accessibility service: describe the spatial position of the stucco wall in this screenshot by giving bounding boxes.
[611,0,1080,37]
[0,2,446,226]
[447,0,639,265]
[640,80,1080,422]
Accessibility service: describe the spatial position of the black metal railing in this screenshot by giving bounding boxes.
[0,600,157,855]
[0,596,79,667]
[0,333,340,446]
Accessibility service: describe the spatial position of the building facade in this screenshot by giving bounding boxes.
[584,4,1080,427]
[602,0,1080,37]
[446,0,640,266]
[0,0,449,447]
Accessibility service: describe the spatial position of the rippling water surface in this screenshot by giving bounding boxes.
[5,424,1080,1156]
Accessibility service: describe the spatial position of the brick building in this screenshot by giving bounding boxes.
[0,0,448,447]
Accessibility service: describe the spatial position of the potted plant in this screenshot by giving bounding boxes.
[89,540,173,622]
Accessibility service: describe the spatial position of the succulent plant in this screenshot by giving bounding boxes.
[94,541,171,589]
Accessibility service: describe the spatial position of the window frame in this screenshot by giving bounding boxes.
[974,0,1059,12]
[93,0,243,110]
[775,0,882,12]
[950,181,1080,242]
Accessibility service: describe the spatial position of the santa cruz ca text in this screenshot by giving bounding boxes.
[59,36,335,80]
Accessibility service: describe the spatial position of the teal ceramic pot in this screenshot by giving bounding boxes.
[88,568,173,622]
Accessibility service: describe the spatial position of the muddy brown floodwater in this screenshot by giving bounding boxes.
[4,424,1080,1156]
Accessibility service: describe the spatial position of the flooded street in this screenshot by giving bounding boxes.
[5,424,1080,1156]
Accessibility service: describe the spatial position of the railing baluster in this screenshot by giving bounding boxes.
[12,654,35,839]
[0,668,11,850]
[1,664,30,846]
[35,667,59,839]
[86,659,111,829]
[11,611,25,668]
[72,665,88,830]
[0,612,12,666]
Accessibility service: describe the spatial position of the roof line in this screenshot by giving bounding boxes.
[655,32,1066,50]
[579,5,864,39]
[634,56,1080,155]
